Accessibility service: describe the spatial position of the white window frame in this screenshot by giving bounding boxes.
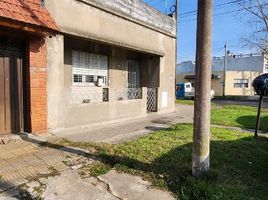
[233,79,249,88]
[72,50,108,87]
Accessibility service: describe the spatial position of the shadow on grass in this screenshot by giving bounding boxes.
[1,132,267,200]
[236,115,268,132]
[95,137,268,200]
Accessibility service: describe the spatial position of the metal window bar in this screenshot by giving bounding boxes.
[67,87,109,104]
[66,87,142,104]
[147,88,158,112]
[113,88,142,101]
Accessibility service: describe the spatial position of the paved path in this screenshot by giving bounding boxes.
[0,139,175,199]
[0,140,68,192]
[0,136,94,199]
[54,104,194,143]
[44,170,175,200]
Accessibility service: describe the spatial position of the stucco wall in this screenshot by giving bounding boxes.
[45,0,176,132]
[45,0,176,56]
[71,0,176,36]
[46,35,174,132]
[47,36,149,131]
[225,71,260,96]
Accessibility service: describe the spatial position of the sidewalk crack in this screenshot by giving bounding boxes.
[95,177,123,200]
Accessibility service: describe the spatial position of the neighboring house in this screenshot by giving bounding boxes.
[176,53,268,96]
[0,0,58,135]
[0,0,176,135]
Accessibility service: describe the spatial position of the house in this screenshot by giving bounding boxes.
[176,53,268,96]
[0,0,58,135]
[0,0,177,135]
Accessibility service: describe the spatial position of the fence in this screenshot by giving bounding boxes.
[66,87,142,104]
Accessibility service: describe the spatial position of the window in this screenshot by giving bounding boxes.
[127,60,141,88]
[234,79,249,88]
[73,74,82,83]
[72,50,108,86]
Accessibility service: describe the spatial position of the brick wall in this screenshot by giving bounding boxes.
[28,37,47,134]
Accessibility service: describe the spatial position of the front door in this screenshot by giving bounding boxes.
[0,38,24,135]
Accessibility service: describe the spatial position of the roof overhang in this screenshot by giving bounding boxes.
[0,17,59,36]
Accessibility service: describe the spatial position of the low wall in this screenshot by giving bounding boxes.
[48,87,147,133]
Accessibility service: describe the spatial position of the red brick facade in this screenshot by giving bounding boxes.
[28,37,47,134]
[0,0,58,135]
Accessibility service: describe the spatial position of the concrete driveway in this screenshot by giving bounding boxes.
[54,104,194,144]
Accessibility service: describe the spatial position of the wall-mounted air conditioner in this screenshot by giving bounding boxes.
[97,77,105,87]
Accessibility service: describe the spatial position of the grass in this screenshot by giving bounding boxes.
[176,100,268,132]
[176,99,195,105]
[61,124,268,200]
[214,96,251,101]
[214,96,268,101]
[211,105,268,132]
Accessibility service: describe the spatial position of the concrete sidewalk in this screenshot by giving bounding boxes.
[53,104,194,143]
[0,139,175,200]
[44,170,175,200]
[0,137,175,199]
[0,104,192,199]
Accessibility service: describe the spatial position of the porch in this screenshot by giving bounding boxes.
[47,36,163,132]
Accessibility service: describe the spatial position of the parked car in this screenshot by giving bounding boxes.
[176,82,215,99]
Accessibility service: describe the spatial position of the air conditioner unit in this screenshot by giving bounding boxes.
[212,74,221,79]
[214,74,221,79]
[97,77,105,87]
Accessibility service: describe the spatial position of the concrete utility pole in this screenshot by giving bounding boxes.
[193,0,213,176]
[223,43,227,96]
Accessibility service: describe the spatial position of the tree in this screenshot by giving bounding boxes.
[239,0,268,57]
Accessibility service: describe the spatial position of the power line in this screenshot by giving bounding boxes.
[179,1,246,19]
[179,3,268,24]
[179,0,244,17]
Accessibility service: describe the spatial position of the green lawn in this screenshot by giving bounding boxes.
[60,124,268,200]
[176,100,268,132]
[211,105,268,132]
[176,99,195,105]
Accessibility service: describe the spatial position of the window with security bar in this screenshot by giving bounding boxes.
[127,60,141,88]
[72,50,108,86]
[233,79,249,88]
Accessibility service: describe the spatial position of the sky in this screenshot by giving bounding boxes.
[144,0,253,63]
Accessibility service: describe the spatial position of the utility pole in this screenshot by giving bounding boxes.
[175,0,178,80]
[193,0,213,176]
[223,43,227,96]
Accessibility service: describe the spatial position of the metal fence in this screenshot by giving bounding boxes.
[66,87,142,104]
[111,88,142,101]
[147,88,158,112]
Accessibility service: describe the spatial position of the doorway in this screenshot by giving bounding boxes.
[0,37,24,135]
